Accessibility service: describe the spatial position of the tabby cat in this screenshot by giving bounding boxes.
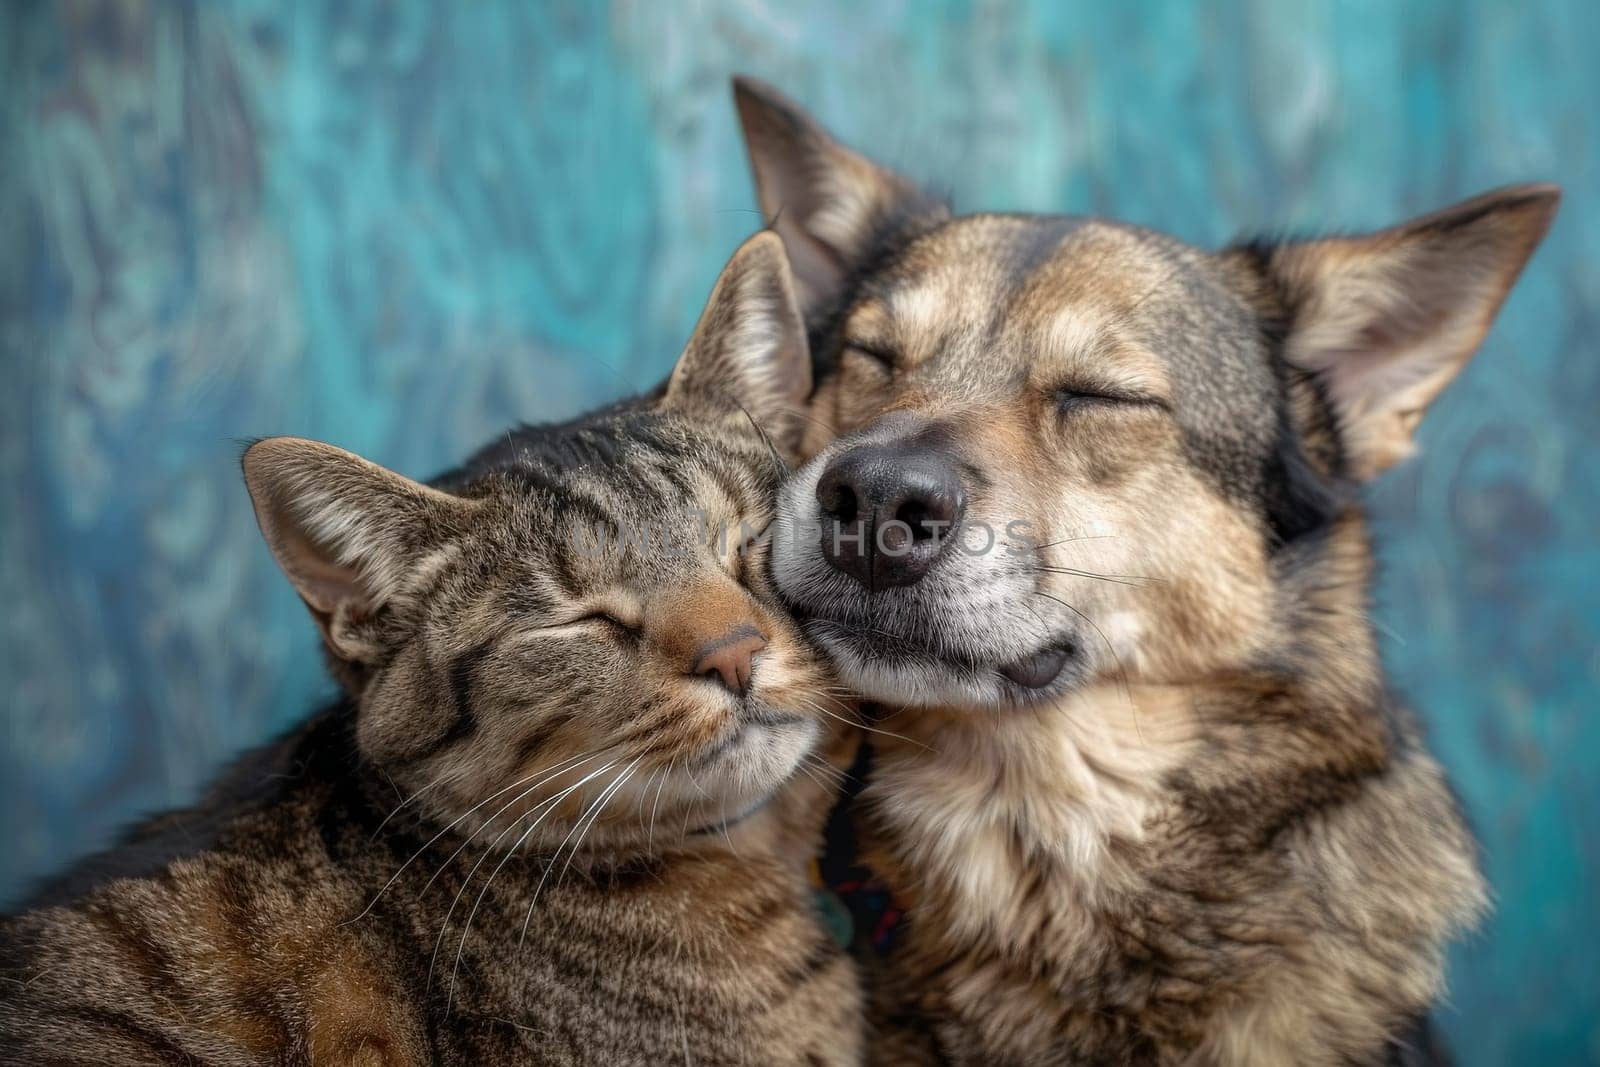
[0,231,863,1066]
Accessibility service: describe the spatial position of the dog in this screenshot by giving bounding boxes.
[731,77,1557,1065]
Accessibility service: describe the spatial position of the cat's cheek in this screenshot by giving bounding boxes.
[354,644,446,767]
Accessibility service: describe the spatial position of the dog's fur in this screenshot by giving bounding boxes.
[734,78,1557,1065]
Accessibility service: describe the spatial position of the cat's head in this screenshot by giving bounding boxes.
[243,232,833,853]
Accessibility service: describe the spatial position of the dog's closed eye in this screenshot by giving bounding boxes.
[1054,386,1170,415]
[843,340,898,371]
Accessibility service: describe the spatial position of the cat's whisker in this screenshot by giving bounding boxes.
[516,759,642,951]
[416,751,605,902]
[344,750,598,924]
[556,761,640,890]
[809,751,848,780]
[647,757,673,855]
[368,766,461,842]
[792,758,840,801]
[627,764,664,856]
[432,795,562,1006]
[684,760,712,801]
[789,762,819,792]
[737,403,792,475]
[801,751,849,786]
[634,765,661,824]
[794,695,933,754]
[432,758,622,1003]
[444,760,634,1011]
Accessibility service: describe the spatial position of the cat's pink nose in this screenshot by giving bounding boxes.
[691,625,767,698]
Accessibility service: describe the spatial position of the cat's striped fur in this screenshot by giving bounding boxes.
[0,232,864,1066]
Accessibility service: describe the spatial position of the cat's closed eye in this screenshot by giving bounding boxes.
[578,610,643,639]
[588,614,643,639]
[541,609,642,640]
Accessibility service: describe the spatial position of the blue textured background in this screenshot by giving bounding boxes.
[3,2,1596,1061]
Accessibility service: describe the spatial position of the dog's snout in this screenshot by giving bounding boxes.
[814,444,965,590]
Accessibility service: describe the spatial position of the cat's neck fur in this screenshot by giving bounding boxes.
[5,703,861,1065]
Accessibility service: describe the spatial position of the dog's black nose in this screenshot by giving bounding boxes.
[814,444,965,590]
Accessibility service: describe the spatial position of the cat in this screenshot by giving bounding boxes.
[0,230,864,1066]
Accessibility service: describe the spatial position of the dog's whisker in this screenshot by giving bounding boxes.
[1024,534,1119,551]
[1034,589,1142,744]
[1031,564,1161,587]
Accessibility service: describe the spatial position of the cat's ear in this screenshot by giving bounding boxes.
[663,229,811,452]
[1243,184,1559,480]
[242,437,479,663]
[733,76,941,317]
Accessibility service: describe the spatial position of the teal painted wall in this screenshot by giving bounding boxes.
[3,2,1596,1061]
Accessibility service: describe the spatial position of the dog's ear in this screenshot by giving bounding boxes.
[662,229,811,454]
[732,76,940,317]
[1246,184,1559,480]
[243,438,479,664]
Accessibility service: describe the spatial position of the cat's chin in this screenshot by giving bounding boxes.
[674,712,820,830]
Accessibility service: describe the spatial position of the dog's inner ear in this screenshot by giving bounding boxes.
[1251,184,1558,480]
[732,76,939,317]
[663,230,811,455]
[243,438,478,664]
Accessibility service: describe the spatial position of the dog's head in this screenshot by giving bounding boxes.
[735,78,1558,710]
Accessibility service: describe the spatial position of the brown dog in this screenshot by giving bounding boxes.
[734,77,1556,1065]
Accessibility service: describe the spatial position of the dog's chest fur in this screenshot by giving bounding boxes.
[868,686,1194,935]
[861,681,1482,1066]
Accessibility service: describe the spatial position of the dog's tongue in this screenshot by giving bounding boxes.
[998,645,1071,689]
